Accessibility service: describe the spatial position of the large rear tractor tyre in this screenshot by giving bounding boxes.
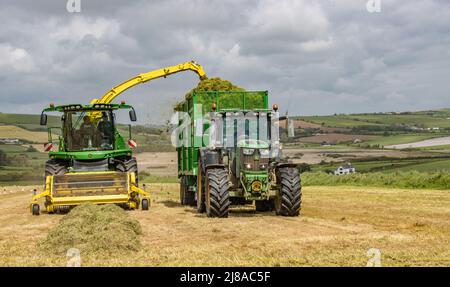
[255,199,274,212]
[45,159,67,176]
[205,168,230,218]
[116,157,138,186]
[275,167,302,217]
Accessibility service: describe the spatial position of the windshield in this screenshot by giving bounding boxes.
[63,110,114,151]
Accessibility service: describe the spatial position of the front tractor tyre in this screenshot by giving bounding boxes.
[275,167,302,217]
[205,168,230,218]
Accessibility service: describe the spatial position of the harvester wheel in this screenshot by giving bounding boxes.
[32,204,40,216]
[275,167,302,217]
[255,200,274,212]
[141,199,149,210]
[45,159,67,176]
[196,160,206,213]
[116,157,139,186]
[205,168,230,218]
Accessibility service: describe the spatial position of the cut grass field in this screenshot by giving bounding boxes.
[0,184,449,266]
[0,125,48,143]
[362,134,441,146]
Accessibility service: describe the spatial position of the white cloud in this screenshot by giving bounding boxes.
[0,43,34,72]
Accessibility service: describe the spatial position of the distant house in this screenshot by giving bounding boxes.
[0,138,20,144]
[334,163,356,175]
[353,138,362,144]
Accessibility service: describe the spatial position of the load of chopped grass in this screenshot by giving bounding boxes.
[38,204,142,255]
[185,77,244,98]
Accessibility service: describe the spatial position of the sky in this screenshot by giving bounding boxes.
[0,0,449,124]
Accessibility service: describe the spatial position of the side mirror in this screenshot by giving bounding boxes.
[40,113,47,126]
[129,109,137,122]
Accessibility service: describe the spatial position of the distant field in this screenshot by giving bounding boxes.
[311,157,450,174]
[0,125,48,143]
[0,113,60,130]
[363,134,440,146]
[302,111,450,129]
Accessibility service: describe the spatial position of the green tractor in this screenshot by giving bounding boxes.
[176,91,302,218]
[30,102,150,215]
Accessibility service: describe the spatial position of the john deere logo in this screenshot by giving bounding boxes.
[251,180,262,191]
[88,154,93,158]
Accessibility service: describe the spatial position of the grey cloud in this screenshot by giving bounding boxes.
[0,0,449,123]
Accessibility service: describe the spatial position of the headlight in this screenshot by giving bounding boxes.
[245,163,252,169]
[259,164,267,169]
[259,149,270,157]
[243,148,255,155]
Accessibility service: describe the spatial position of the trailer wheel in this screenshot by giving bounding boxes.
[116,157,139,186]
[205,168,230,218]
[196,159,206,213]
[255,199,274,212]
[275,167,302,216]
[180,177,186,205]
[32,204,40,216]
[141,199,149,210]
[180,176,196,206]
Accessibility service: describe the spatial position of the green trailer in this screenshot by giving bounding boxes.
[175,90,301,218]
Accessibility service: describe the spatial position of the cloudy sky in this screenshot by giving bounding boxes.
[0,0,449,124]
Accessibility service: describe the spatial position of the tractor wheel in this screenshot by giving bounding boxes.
[205,168,230,218]
[275,167,302,217]
[116,157,138,186]
[180,177,186,205]
[180,176,196,206]
[196,159,206,213]
[141,199,149,210]
[255,200,274,212]
[45,159,67,176]
[32,204,40,216]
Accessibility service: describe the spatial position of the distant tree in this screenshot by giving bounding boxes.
[26,145,38,152]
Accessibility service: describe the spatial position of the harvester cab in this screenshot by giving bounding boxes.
[30,102,150,215]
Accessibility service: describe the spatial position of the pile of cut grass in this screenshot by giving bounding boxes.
[38,204,142,255]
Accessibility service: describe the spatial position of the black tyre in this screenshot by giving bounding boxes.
[141,199,149,210]
[196,159,206,213]
[180,176,196,206]
[255,199,274,212]
[45,159,67,176]
[32,204,40,216]
[205,168,230,218]
[275,167,302,217]
[116,157,139,186]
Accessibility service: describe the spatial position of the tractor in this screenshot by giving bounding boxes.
[176,90,302,217]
